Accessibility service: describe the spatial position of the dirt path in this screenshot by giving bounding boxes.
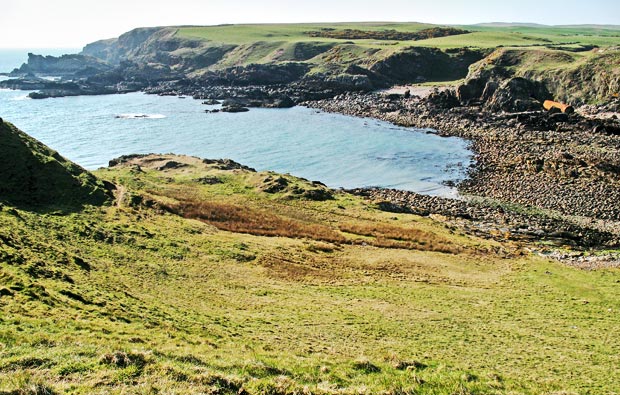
[115,184,126,207]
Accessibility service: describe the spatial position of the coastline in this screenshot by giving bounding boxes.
[302,91,620,255]
[3,72,620,253]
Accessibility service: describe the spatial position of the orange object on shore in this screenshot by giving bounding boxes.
[543,100,575,114]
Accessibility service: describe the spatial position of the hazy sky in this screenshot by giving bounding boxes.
[2,0,619,48]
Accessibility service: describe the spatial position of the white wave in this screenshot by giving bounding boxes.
[115,113,166,119]
[9,94,30,101]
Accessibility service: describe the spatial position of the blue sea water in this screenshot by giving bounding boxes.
[0,48,473,197]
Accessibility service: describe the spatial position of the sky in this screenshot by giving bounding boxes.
[1,0,619,48]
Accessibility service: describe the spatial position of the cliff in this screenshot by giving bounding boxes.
[457,47,620,108]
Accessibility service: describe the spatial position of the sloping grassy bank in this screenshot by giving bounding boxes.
[1,139,619,394]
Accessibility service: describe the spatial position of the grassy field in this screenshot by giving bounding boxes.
[178,23,436,45]
[177,22,620,49]
[1,152,619,394]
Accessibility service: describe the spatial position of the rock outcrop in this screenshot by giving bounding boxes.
[456,48,620,109]
[9,53,112,78]
[485,77,551,112]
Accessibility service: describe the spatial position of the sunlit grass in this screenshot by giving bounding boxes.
[1,155,619,394]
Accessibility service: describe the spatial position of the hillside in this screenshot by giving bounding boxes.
[0,119,112,210]
[78,24,486,87]
[1,125,620,394]
[2,22,616,104]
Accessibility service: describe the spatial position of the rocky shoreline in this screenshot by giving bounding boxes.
[3,40,620,257]
[304,91,620,253]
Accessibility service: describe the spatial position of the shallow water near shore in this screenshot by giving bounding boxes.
[0,90,473,197]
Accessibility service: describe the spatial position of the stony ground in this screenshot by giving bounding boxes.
[304,92,620,256]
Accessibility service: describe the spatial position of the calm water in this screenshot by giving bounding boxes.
[0,89,472,197]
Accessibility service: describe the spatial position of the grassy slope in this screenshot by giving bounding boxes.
[0,121,111,210]
[1,154,619,394]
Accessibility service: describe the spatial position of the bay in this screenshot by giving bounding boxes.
[0,89,472,197]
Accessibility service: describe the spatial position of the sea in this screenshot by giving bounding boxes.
[0,49,473,197]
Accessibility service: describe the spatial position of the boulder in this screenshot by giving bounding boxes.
[425,89,460,109]
[221,105,250,113]
[485,77,551,112]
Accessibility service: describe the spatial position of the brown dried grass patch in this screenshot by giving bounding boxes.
[341,222,462,254]
[165,199,346,244]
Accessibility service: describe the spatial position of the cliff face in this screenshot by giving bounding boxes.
[81,27,170,65]
[77,27,484,89]
[529,51,620,104]
[369,47,485,84]
[0,120,112,209]
[457,48,620,108]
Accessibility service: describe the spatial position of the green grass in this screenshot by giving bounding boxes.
[177,22,436,45]
[1,153,619,394]
[464,24,620,47]
[177,22,620,50]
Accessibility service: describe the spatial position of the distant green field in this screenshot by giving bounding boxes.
[177,22,620,49]
[462,24,620,47]
[178,22,435,45]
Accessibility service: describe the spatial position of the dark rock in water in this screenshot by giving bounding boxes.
[0,76,131,99]
[29,91,52,99]
[270,96,295,108]
[221,105,250,113]
[202,99,220,105]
